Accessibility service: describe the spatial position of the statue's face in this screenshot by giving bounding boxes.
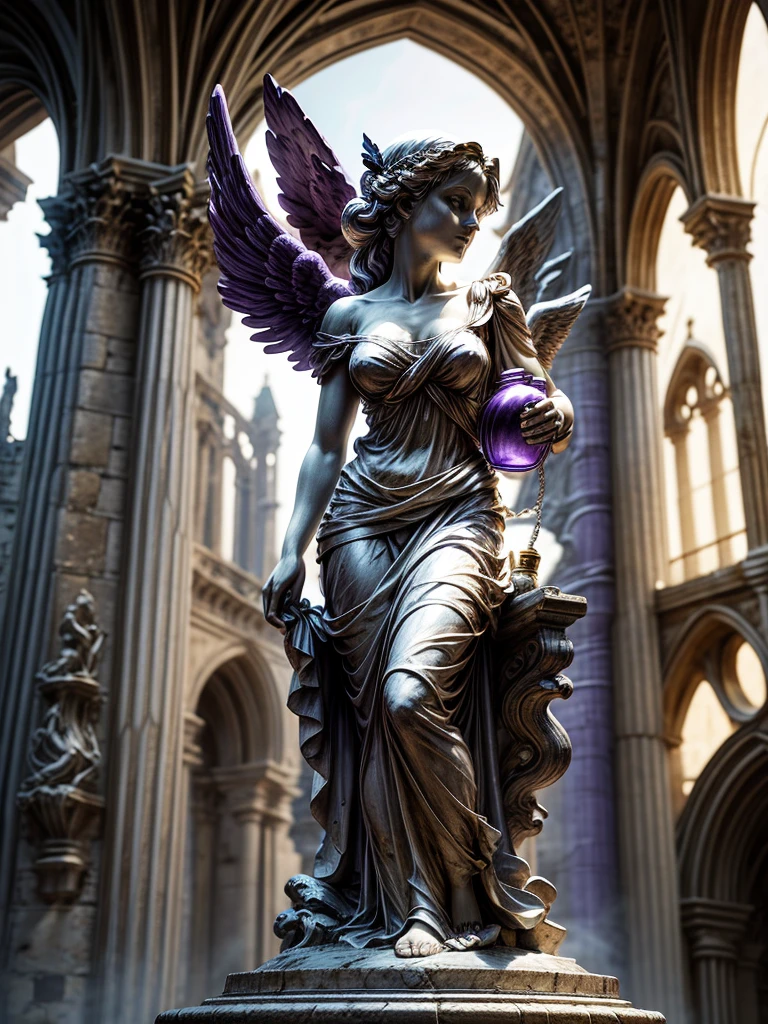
[407,165,489,264]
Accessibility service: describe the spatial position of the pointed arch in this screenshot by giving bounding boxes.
[663,604,768,740]
[697,0,753,195]
[625,156,691,290]
[188,642,285,764]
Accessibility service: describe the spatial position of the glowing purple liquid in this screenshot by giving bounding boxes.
[480,369,551,472]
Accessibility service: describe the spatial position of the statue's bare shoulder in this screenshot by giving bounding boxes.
[320,293,364,337]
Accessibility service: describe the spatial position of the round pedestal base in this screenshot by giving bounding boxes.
[156,945,665,1023]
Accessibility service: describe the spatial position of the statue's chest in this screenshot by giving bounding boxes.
[349,330,491,402]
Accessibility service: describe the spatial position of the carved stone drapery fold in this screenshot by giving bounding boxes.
[17,590,105,903]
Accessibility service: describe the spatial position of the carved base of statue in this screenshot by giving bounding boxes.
[155,944,664,1023]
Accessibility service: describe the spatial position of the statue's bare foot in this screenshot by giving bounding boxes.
[444,922,501,952]
[394,923,444,958]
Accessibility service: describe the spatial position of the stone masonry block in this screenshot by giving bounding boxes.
[78,369,133,417]
[70,410,112,467]
[97,476,126,516]
[105,519,123,574]
[81,332,107,370]
[10,903,97,974]
[67,470,100,512]
[107,446,129,478]
[85,282,138,339]
[56,510,108,573]
[111,415,131,451]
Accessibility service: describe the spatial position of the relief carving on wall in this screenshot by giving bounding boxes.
[17,590,105,903]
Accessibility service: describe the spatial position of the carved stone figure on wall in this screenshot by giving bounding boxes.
[205,76,590,959]
[17,590,105,902]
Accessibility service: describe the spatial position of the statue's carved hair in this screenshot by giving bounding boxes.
[341,135,500,293]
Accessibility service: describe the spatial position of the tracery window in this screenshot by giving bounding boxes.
[663,328,747,583]
[672,633,766,811]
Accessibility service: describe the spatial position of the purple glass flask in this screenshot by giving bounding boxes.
[479,369,551,472]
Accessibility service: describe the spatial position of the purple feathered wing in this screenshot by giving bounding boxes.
[206,84,354,374]
[263,74,356,280]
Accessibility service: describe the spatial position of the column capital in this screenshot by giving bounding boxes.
[140,168,213,291]
[38,155,184,275]
[604,287,667,354]
[681,897,753,960]
[682,194,755,266]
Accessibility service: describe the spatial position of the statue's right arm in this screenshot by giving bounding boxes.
[262,313,360,630]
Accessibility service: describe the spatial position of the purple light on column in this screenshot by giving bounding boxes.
[480,369,551,472]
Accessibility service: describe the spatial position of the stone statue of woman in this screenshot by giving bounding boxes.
[206,77,589,960]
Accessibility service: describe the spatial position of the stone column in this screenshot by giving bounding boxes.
[681,898,752,1024]
[669,423,699,578]
[536,301,621,977]
[229,790,265,972]
[96,168,212,1024]
[0,158,150,1024]
[683,195,768,550]
[702,400,735,567]
[606,288,686,1021]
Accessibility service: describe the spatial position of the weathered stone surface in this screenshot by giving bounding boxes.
[70,410,113,467]
[67,470,101,511]
[56,511,108,572]
[156,945,665,1023]
[78,368,133,417]
[81,332,107,370]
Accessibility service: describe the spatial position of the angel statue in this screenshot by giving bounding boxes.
[206,76,589,960]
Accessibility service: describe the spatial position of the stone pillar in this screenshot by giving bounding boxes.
[702,401,734,567]
[96,168,212,1024]
[681,898,752,1024]
[606,287,686,1021]
[230,792,265,971]
[536,301,621,977]
[0,157,149,1024]
[683,195,768,550]
[669,423,699,578]
[251,380,280,580]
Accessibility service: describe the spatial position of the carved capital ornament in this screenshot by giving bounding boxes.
[682,195,755,266]
[604,287,667,354]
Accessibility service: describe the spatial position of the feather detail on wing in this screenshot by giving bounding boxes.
[485,188,564,312]
[526,285,592,371]
[207,85,353,375]
[263,74,357,279]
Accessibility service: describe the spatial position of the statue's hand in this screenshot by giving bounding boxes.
[520,395,571,445]
[262,553,306,633]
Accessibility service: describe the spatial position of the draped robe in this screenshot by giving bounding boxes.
[283,274,547,946]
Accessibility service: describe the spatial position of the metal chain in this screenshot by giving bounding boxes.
[502,462,546,547]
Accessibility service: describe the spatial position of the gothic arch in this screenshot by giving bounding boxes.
[188,643,285,764]
[677,712,768,902]
[663,604,768,740]
[697,0,754,195]
[625,157,692,290]
[200,3,596,286]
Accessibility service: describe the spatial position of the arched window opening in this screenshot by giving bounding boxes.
[177,660,300,1006]
[736,4,768,428]
[663,332,746,582]
[0,118,59,619]
[679,680,735,797]
[667,620,767,813]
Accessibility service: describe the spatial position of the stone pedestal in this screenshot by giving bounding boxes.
[155,945,665,1023]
